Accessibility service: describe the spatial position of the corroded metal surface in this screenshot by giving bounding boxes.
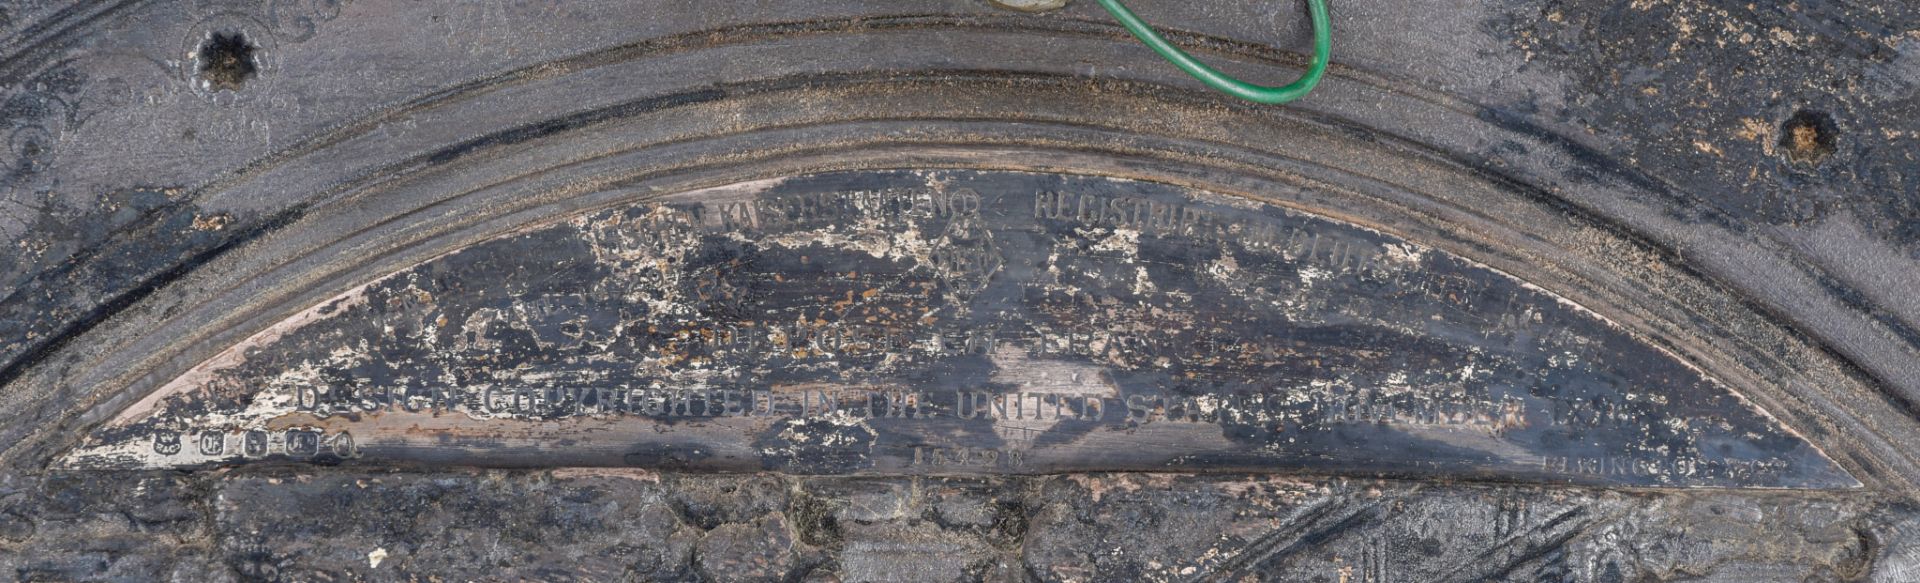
[66,171,1849,488]
[2,0,1918,580]
[0,470,1898,582]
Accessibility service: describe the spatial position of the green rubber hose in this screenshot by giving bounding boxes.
[1092,0,1331,105]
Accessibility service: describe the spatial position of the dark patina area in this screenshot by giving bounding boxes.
[0,0,1915,579]
[69,170,1849,488]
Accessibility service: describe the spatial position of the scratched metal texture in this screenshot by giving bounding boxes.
[0,0,1917,581]
[60,169,1856,489]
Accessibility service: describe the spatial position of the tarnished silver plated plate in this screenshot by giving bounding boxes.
[64,170,1850,488]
